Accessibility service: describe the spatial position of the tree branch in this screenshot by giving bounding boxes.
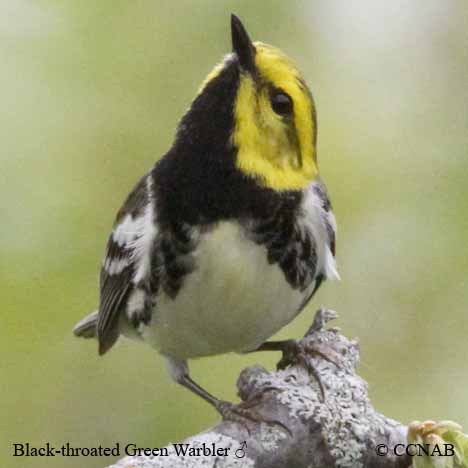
[108,309,411,468]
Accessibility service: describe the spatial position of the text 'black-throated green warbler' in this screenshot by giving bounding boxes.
[74,15,339,422]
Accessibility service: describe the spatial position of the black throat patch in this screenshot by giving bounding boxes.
[149,57,316,298]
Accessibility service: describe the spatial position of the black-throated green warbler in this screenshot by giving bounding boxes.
[74,15,339,421]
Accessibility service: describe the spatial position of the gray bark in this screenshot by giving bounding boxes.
[108,309,411,468]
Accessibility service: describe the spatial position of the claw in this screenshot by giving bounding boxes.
[275,340,340,401]
[216,399,292,437]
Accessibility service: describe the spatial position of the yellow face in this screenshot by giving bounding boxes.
[232,43,318,191]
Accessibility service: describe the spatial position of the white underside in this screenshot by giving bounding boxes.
[140,222,315,360]
[116,182,339,361]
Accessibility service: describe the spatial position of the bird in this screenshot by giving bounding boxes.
[73,14,339,421]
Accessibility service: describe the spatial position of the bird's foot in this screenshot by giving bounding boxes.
[275,339,340,401]
[215,398,291,436]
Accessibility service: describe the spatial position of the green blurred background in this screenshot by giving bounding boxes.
[1,1,467,467]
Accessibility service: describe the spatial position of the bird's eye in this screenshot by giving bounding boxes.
[270,91,293,116]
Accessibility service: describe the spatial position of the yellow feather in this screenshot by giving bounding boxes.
[233,42,318,190]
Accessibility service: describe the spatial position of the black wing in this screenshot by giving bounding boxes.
[97,174,155,355]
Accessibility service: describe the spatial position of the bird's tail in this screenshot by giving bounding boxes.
[73,310,98,339]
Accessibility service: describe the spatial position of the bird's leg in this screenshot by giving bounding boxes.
[164,356,289,434]
[253,339,339,401]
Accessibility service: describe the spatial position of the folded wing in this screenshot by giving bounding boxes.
[97,174,157,354]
